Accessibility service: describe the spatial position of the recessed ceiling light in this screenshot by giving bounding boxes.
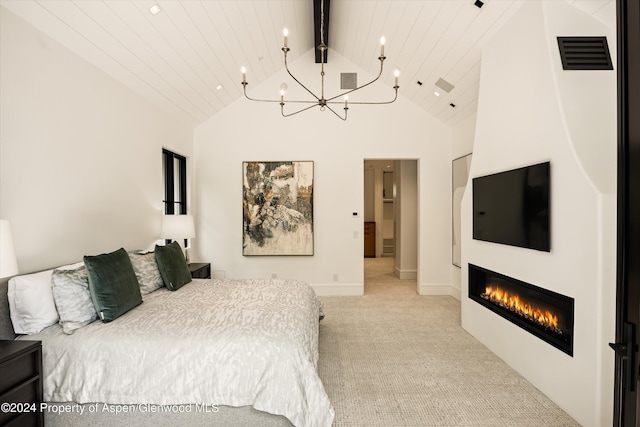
[216,85,223,91]
[149,4,162,15]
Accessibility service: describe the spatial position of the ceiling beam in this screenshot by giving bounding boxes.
[314,0,330,63]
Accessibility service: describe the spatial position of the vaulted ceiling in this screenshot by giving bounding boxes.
[1,0,614,127]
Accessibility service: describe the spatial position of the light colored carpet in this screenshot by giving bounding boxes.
[317,258,579,427]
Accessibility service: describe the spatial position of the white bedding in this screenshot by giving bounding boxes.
[19,278,334,427]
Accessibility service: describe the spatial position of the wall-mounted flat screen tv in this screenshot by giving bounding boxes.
[473,161,550,252]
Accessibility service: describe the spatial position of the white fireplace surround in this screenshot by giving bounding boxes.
[460,2,616,427]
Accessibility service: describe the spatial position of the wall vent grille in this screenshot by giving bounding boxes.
[557,37,613,70]
[341,73,357,90]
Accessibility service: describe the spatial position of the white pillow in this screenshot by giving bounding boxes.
[129,251,164,295]
[51,265,97,334]
[8,270,59,335]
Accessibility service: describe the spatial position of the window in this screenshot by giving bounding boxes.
[163,149,188,247]
[162,149,187,215]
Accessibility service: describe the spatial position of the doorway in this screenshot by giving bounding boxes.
[363,159,418,294]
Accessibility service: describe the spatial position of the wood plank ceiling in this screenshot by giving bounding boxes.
[0,0,614,127]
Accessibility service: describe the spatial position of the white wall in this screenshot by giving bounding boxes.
[460,2,616,426]
[394,160,418,280]
[194,49,452,296]
[0,8,194,273]
[450,114,477,299]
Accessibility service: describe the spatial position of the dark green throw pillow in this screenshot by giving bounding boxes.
[155,241,192,291]
[84,248,143,322]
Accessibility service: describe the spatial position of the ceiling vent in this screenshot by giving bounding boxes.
[435,77,455,93]
[557,37,613,70]
[341,73,357,90]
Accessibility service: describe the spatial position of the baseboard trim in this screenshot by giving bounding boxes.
[311,283,460,299]
[311,283,364,296]
[420,283,461,300]
[394,267,418,280]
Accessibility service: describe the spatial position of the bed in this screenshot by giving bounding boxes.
[0,250,334,427]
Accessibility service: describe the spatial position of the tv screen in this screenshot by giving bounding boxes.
[473,162,550,252]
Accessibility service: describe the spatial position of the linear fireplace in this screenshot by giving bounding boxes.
[468,264,574,356]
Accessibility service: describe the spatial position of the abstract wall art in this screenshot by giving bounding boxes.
[242,161,314,256]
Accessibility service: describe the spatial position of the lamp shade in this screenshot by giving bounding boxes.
[0,220,19,278]
[160,215,196,240]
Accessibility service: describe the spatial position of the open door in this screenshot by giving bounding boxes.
[611,0,640,424]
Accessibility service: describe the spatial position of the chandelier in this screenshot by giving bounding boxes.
[240,0,399,121]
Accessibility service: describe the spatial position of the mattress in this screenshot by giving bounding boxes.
[19,278,334,427]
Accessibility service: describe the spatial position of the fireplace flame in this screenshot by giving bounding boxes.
[482,285,560,332]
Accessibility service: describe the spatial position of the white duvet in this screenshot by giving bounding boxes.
[20,278,334,427]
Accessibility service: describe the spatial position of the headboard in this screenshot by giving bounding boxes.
[0,276,17,340]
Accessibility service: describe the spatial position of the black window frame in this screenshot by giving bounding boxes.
[163,148,187,215]
[163,149,188,247]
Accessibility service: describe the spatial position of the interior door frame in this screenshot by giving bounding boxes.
[613,0,640,425]
[362,159,420,294]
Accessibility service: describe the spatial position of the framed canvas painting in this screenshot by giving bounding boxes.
[242,161,314,256]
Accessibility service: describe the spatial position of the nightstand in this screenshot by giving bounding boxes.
[188,262,211,279]
[0,340,44,427]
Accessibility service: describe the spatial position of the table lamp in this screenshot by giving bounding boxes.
[0,220,19,278]
[160,215,196,262]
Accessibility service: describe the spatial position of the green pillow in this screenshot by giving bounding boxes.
[84,248,143,322]
[155,241,192,291]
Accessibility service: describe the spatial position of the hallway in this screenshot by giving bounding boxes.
[363,257,417,295]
